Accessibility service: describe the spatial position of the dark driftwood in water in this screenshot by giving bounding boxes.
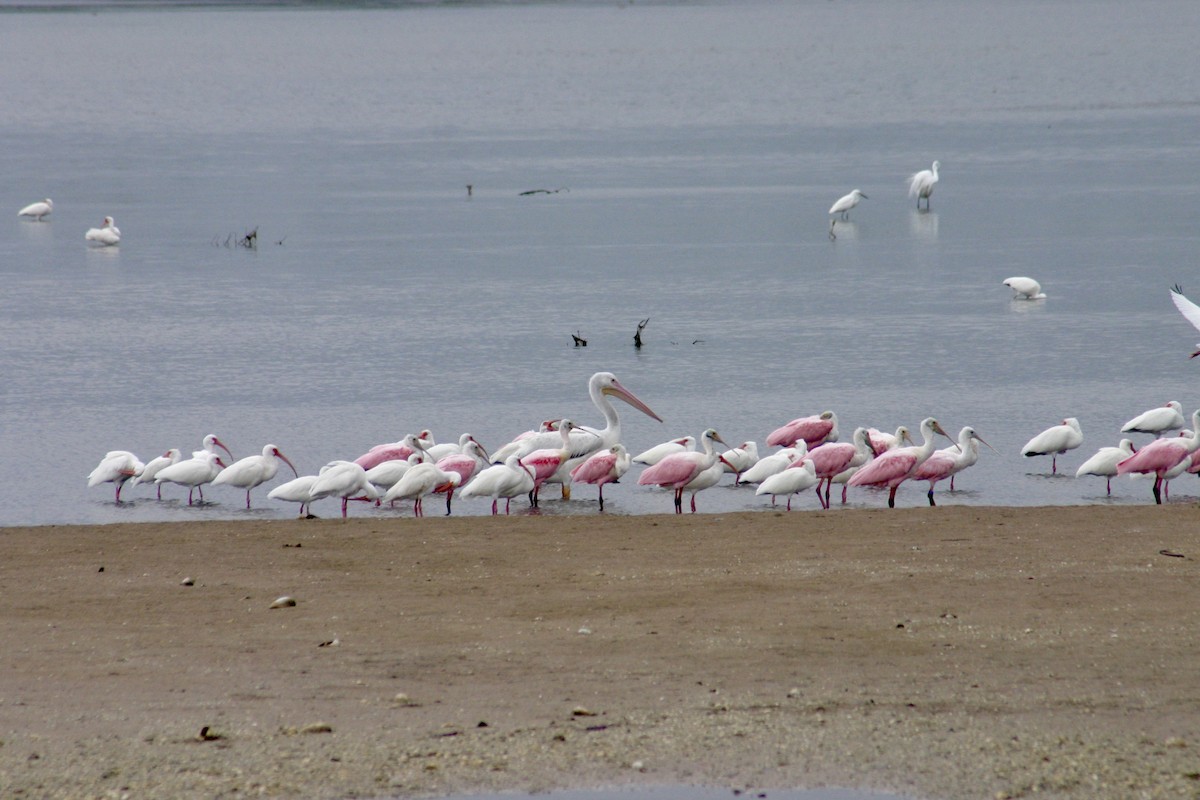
[572,331,588,347]
[519,187,568,196]
[634,317,650,349]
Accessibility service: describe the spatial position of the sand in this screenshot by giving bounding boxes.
[1,506,1198,799]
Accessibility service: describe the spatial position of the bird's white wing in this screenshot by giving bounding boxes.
[1170,287,1200,334]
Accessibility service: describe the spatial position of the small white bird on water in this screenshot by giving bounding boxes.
[1121,401,1185,438]
[1020,417,1083,474]
[829,189,867,221]
[1003,277,1046,300]
[18,198,53,221]
[85,215,120,246]
[907,161,939,209]
[1075,439,1137,496]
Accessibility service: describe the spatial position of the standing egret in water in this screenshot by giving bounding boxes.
[907,161,939,209]
[18,198,52,221]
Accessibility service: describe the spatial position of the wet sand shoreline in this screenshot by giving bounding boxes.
[1,506,1197,799]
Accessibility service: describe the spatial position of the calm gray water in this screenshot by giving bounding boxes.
[4,0,1200,526]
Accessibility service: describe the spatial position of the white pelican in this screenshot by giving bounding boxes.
[632,435,696,466]
[211,444,298,508]
[756,460,818,511]
[308,461,378,518]
[829,189,867,221]
[85,216,120,246]
[637,428,728,514]
[1003,277,1045,300]
[1075,439,1137,496]
[18,198,52,221]
[1020,417,1083,474]
[907,161,939,209]
[129,448,182,499]
[513,372,661,497]
[460,455,535,515]
[87,450,144,503]
[155,451,227,505]
[1121,400,1185,438]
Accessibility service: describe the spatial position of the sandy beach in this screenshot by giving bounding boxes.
[1,505,1198,799]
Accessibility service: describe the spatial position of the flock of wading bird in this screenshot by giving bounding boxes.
[87,317,1200,517]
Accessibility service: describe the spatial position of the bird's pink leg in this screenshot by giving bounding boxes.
[841,484,849,504]
[156,484,162,500]
[504,498,511,515]
[1051,455,1058,474]
[245,491,252,509]
[786,495,792,511]
[187,488,195,506]
[690,493,697,513]
[341,497,349,518]
[114,483,122,503]
[1106,477,1112,496]
[949,476,956,491]
[491,499,499,515]
[887,486,898,508]
[444,488,454,516]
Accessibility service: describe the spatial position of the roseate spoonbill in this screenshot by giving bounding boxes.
[435,439,490,514]
[87,450,145,503]
[829,189,867,221]
[512,372,662,498]
[829,428,876,503]
[680,457,728,513]
[1003,277,1045,300]
[803,428,874,508]
[932,426,996,491]
[911,427,995,506]
[353,430,432,470]
[1169,285,1200,357]
[519,420,590,507]
[637,428,729,514]
[766,411,838,449]
[460,455,535,515]
[570,444,631,510]
[382,461,461,517]
[129,448,182,499]
[85,216,120,246]
[720,441,759,484]
[193,434,234,461]
[867,426,913,457]
[908,161,939,209]
[1121,401,1185,438]
[1020,417,1083,474]
[1116,410,1200,503]
[210,444,298,509]
[18,198,52,221]
[738,444,805,485]
[633,435,696,466]
[1075,439,1137,496]
[756,460,818,510]
[155,451,226,505]
[848,417,952,508]
[308,461,379,518]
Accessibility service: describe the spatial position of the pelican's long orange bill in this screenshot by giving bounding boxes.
[604,379,663,423]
